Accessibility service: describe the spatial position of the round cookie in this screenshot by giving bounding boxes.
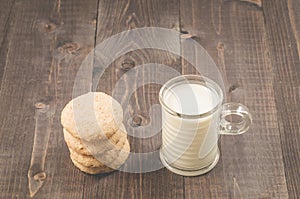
[71,157,113,175]
[63,128,127,155]
[63,128,90,155]
[83,124,128,155]
[94,136,130,169]
[61,92,123,141]
[109,124,127,143]
[106,138,130,169]
[69,138,130,172]
[67,130,129,168]
[69,148,104,168]
[69,136,130,173]
[63,126,127,156]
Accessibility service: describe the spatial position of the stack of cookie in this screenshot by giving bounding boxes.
[61,92,130,174]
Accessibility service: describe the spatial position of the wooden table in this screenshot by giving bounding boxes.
[1,0,299,198]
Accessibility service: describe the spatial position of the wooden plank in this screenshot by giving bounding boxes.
[287,0,300,59]
[180,0,288,198]
[83,0,183,198]
[0,0,98,198]
[0,1,14,40]
[0,0,15,89]
[263,0,300,197]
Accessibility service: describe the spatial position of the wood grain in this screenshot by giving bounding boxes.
[263,0,300,197]
[287,0,300,60]
[84,0,183,198]
[0,0,299,198]
[0,0,16,89]
[181,0,289,198]
[0,0,98,198]
[37,0,99,198]
[180,0,228,198]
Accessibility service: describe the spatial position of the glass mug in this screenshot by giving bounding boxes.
[159,75,252,176]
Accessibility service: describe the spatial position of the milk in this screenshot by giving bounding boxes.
[160,83,220,171]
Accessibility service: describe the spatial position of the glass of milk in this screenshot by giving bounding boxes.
[159,75,252,176]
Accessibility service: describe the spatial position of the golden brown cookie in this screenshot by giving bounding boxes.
[92,135,126,164]
[106,138,130,169]
[69,137,130,173]
[71,157,113,175]
[66,127,129,168]
[61,92,123,141]
[63,128,90,155]
[94,135,130,168]
[63,125,127,156]
[69,148,104,168]
[109,124,127,144]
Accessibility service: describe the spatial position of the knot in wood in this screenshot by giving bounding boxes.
[58,42,80,54]
[44,23,56,33]
[92,18,97,26]
[121,59,135,71]
[33,172,46,182]
[34,102,46,109]
[240,0,262,8]
[180,30,189,34]
[229,84,238,93]
[131,115,142,127]
[217,42,225,51]
[180,34,194,39]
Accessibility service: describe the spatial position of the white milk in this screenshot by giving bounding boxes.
[161,83,220,170]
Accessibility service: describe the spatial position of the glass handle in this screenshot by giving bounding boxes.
[220,103,252,135]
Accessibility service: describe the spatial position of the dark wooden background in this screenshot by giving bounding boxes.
[0,0,299,198]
